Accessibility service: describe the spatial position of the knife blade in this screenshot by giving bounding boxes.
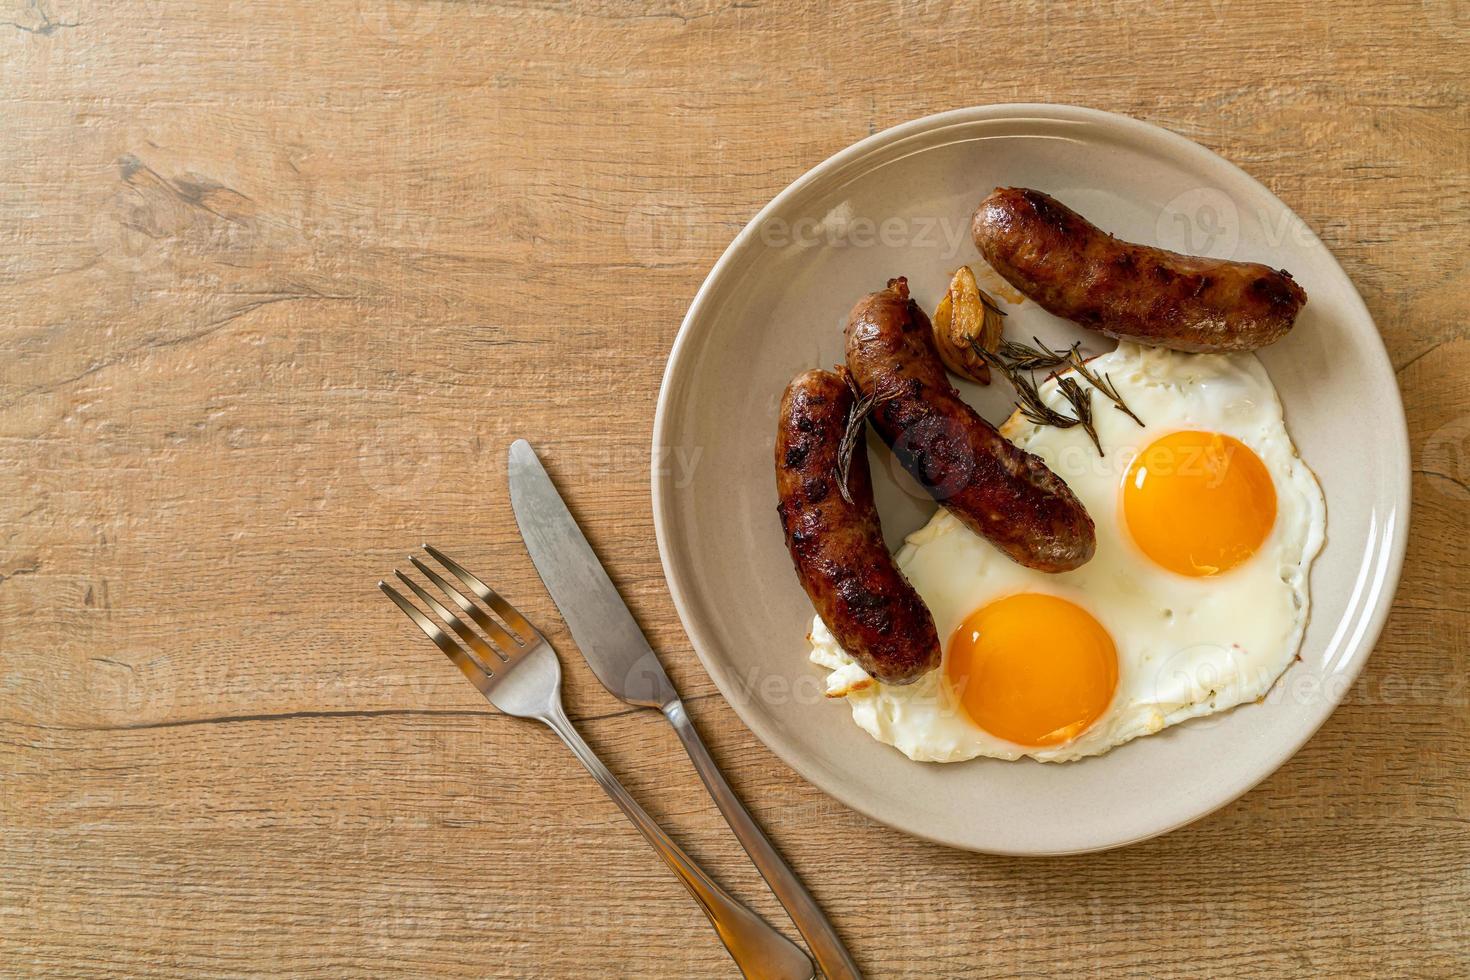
[506,439,677,708]
[507,438,861,978]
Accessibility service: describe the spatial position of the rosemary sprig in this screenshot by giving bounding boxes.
[976,336,1142,456]
[1067,348,1144,426]
[834,387,887,505]
[996,336,1073,372]
[1057,376,1102,455]
[978,291,1009,319]
[981,346,1080,433]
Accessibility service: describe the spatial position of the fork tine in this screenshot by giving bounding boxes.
[410,556,523,654]
[395,571,509,666]
[379,581,495,696]
[422,544,540,640]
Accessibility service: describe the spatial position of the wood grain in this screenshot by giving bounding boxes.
[2,0,1466,976]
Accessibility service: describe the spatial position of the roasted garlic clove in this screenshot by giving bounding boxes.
[932,266,1004,385]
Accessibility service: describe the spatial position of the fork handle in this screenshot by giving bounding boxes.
[663,699,863,980]
[537,702,815,980]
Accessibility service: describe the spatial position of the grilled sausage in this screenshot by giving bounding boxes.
[775,368,940,685]
[973,187,1307,352]
[845,278,1095,573]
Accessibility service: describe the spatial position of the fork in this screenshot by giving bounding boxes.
[380,546,815,980]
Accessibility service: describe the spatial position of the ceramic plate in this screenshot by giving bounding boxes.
[650,104,1409,855]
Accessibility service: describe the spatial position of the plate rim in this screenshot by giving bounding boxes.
[650,102,1412,855]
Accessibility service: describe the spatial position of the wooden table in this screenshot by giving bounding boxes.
[3,1,1466,975]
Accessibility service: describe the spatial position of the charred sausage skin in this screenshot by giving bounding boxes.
[844,278,1096,573]
[775,368,940,685]
[973,187,1307,353]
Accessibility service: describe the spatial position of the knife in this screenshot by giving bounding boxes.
[508,439,862,980]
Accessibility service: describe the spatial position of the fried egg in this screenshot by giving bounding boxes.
[809,342,1326,763]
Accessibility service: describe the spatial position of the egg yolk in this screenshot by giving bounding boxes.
[1122,431,1277,577]
[945,594,1118,747]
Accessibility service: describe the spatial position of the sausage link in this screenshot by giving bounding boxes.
[844,278,1096,573]
[775,368,940,685]
[973,187,1306,352]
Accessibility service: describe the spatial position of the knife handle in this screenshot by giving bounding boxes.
[537,702,815,980]
[663,699,863,980]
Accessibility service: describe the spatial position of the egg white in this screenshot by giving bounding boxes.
[809,343,1327,763]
